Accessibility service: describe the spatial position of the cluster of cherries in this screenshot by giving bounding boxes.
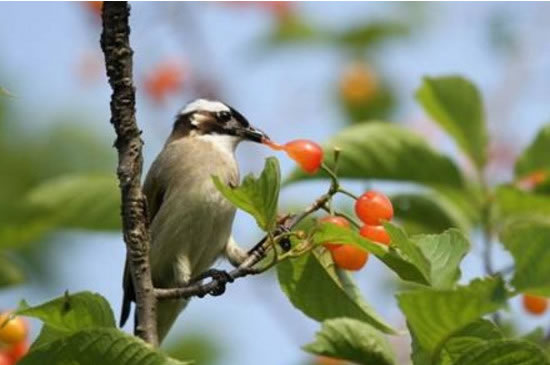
[321,191,393,271]
[0,312,28,365]
[263,138,393,271]
[263,138,550,317]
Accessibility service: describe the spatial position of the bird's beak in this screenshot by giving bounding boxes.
[238,125,270,143]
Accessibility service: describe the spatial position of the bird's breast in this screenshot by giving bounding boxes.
[149,137,240,287]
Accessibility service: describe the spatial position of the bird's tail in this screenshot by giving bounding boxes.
[156,298,189,343]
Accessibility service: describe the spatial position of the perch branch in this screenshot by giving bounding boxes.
[100,1,158,346]
[155,180,340,301]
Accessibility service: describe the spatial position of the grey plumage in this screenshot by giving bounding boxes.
[120,99,266,342]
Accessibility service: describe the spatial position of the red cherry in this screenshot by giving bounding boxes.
[0,353,12,365]
[355,191,393,225]
[262,138,323,174]
[331,244,368,271]
[523,294,548,315]
[320,216,350,251]
[6,340,29,362]
[144,60,185,105]
[359,225,390,246]
[284,139,323,174]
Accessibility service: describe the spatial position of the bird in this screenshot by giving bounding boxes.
[119,99,269,342]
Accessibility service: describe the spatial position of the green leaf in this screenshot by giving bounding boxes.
[411,229,470,289]
[17,291,116,348]
[391,192,472,234]
[312,222,431,285]
[164,332,223,365]
[303,318,396,365]
[416,75,488,169]
[0,254,25,288]
[495,186,550,221]
[335,21,408,49]
[500,221,550,296]
[213,157,280,231]
[266,15,319,45]
[439,319,503,364]
[20,328,189,365]
[384,223,432,283]
[397,277,508,359]
[276,248,397,334]
[515,123,550,177]
[453,339,550,365]
[285,122,464,188]
[25,174,121,231]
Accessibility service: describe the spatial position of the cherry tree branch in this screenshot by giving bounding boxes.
[100,1,158,346]
[155,182,339,301]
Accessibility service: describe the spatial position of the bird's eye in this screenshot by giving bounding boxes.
[217,111,232,123]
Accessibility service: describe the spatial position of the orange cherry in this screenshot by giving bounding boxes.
[359,225,390,246]
[331,244,368,271]
[0,313,27,345]
[523,294,548,315]
[320,216,351,251]
[355,191,393,225]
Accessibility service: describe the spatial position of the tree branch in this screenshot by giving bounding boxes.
[100,1,158,346]
[155,182,339,301]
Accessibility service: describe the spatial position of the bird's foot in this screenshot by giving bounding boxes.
[191,269,234,297]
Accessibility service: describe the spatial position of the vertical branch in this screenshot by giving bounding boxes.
[100,1,158,346]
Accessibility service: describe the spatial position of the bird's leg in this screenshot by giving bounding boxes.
[189,269,234,297]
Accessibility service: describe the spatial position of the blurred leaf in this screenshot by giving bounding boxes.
[267,15,320,44]
[26,174,120,231]
[397,277,508,359]
[438,319,503,364]
[500,220,550,296]
[515,123,550,178]
[303,318,396,365]
[0,218,54,250]
[213,157,280,231]
[436,186,483,225]
[164,332,223,365]
[17,291,116,348]
[335,21,408,49]
[313,223,430,285]
[452,339,550,365]
[20,328,189,365]
[416,76,487,169]
[0,173,120,249]
[391,192,472,234]
[494,186,550,221]
[0,254,25,288]
[277,247,397,334]
[285,122,464,188]
[522,327,545,345]
[0,86,14,98]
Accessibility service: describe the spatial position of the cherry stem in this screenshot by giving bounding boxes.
[262,138,286,151]
[337,187,359,200]
[320,204,361,228]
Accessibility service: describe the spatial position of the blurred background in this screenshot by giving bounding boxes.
[1,2,549,364]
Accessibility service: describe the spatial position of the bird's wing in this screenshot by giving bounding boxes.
[120,156,166,328]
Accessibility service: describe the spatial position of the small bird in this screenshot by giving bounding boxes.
[119,99,268,342]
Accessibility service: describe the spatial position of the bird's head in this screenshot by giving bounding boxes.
[169,99,269,149]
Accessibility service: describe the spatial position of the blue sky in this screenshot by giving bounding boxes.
[1,2,550,364]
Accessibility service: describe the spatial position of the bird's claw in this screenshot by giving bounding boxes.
[191,269,234,297]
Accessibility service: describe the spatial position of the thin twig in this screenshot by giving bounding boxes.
[100,2,158,345]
